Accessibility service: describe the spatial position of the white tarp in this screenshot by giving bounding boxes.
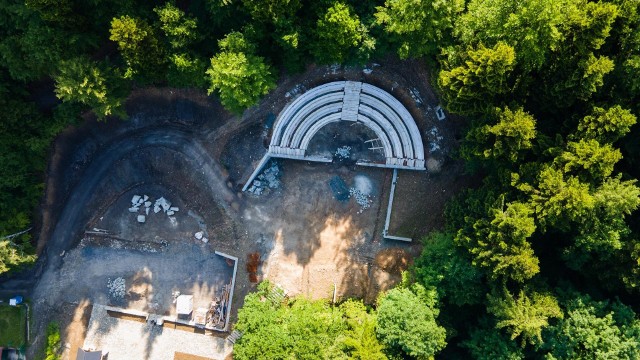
[176,295,193,315]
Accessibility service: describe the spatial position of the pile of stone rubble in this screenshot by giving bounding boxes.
[194,231,209,244]
[129,194,179,223]
[247,162,281,196]
[107,277,126,300]
[335,146,351,160]
[349,188,372,214]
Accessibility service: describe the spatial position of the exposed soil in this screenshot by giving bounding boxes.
[1,58,470,359]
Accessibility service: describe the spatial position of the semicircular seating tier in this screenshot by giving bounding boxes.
[269,81,425,169]
[243,81,425,191]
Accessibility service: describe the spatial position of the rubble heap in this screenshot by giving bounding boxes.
[128,194,179,223]
[247,162,281,196]
[107,277,126,300]
[349,188,373,214]
[335,146,351,160]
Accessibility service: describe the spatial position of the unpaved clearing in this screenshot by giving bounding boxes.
[0,59,470,359]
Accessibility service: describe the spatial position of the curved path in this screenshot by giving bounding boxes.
[0,125,236,292]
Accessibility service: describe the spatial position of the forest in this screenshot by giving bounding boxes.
[0,0,639,358]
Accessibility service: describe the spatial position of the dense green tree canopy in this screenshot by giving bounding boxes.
[54,57,127,120]
[438,42,516,115]
[376,284,447,359]
[312,2,374,64]
[541,294,640,359]
[206,32,275,114]
[487,289,563,346]
[375,0,465,58]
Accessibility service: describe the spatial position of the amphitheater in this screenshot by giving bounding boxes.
[243,81,426,191]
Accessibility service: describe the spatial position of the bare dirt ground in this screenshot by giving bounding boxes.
[1,58,470,359]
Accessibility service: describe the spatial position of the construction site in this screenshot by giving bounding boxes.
[3,60,469,359]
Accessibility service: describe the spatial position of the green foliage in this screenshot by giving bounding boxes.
[242,0,300,24]
[0,9,78,81]
[54,57,127,120]
[25,0,73,23]
[458,200,540,283]
[312,2,375,64]
[555,139,622,180]
[375,0,465,58]
[413,232,485,306]
[0,305,26,347]
[463,107,536,163]
[233,281,347,359]
[0,95,70,274]
[337,300,387,360]
[487,289,563,347]
[463,318,525,360]
[167,53,207,88]
[541,294,640,359]
[455,0,565,71]
[109,15,166,82]
[575,106,637,143]
[528,166,594,230]
[438,42,516,115]
[537,1,619,108]
[154,2,198,49]
[206,32,276,114]
[45,322,61,360]
[376,284,447,359]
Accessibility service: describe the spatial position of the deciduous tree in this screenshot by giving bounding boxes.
[376,284,447,359]
[206,32,275,113]
[312,2,374,64]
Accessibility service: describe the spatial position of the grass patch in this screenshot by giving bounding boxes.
[0,304,26,347]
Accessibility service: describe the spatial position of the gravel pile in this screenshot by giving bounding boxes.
[335,146,351,160]
[107,277,126,300]
[349,188,372,214]
[247,162,281,196]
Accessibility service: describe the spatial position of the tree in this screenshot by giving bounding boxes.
[463,318,525,360]
[376,284,447,359]
[487,289,563,346]
[374,0,465,58]
[455,0,565,71]
[0,96,69,274]
[413,231,485,306]
[337,300,387,360]
[154,2,198,49]
[312,2,375,64]
[109,15,166,82]
[541,294,640,359]
[44,322,61,360]
[458,200,540,283]
[25,0,73,23]
[234,281,347,359]
[574,106,637,143]
[463,107,536,163]
[54,57,127,120]
[167,53,207,88]
[537,1,619,108]
[555,139,622,180]
[438,42,516,115]
[0,10,78,82]
[242,0,300,24]
[206,32,275,114]
[527,166,595,231]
